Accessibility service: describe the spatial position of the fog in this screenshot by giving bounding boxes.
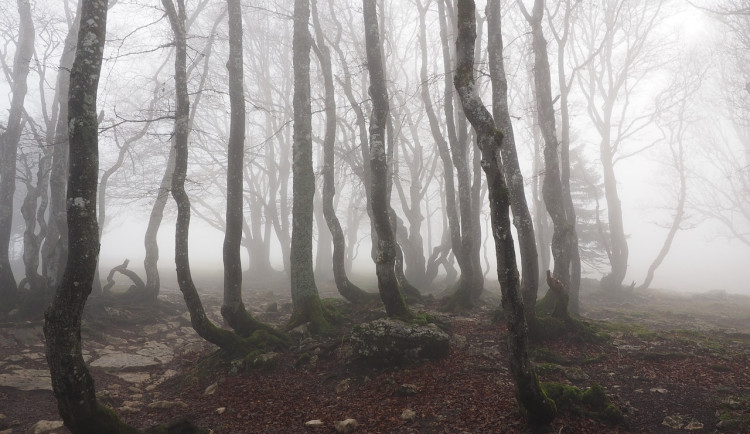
[2,0,749,304]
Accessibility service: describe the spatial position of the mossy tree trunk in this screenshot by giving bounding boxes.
[310,0,378,305]
[454,0,556,425]
[487,0,539,327]
[221,0,283,337]
[0,0,35,311]
[362,0,411,319]
[162,0,272,352]
[289,0,330,331]
[42,1,137,431]
[518,0,572,316]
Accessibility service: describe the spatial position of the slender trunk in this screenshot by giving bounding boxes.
[487,0,539,325]
[600,137,628,290]
[454,0,555,424]
[311,0,376,304]
[290,0,329,330]
[0,0,34,309]
[363,0,410,318]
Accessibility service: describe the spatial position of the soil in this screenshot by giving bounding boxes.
[1,281,749,434]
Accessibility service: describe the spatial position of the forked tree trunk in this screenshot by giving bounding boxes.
[362,0,411,319]
[0,0,35,310]
[454,0,556,425]
[487,0,539,325]
[311,0,377,305]
[289,0,330,330]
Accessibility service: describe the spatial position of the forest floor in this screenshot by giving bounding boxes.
[1,280,749,433]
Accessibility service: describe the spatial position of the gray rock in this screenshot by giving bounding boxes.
[564,367,590,382]
[204,382,218,396]
[350,319,450,364]
[334,418,358,433]
[304,419,324,428]
[28,420,64,434]
[90,352,160,371]
[216,407,226,415]
[0,369,51,391]
[401,409,417,421]
[335,378,351,394]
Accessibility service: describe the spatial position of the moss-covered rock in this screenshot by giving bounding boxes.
[541,382,623,424]
[350,318,450,365]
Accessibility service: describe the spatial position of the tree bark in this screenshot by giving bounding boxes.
[362,0,411,319]
[518,0,572,313]
[454,0,555,425]
[0,0,35,310]
[487,0,539,325]
[289,0,330,330]
[42,1,136,430]
[311,0,377,305]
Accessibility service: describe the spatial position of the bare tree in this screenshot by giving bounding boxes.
[454,0,555,424]
[0,0,35,310]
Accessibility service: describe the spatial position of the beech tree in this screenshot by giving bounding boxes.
[0,0,35,310]
[454,0,555,424]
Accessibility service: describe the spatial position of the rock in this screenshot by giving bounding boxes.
[28,420,64,434]
[564,367,590,382]
[216,407,226,415]
[450,334,467,349]
[650,387,668,394]
[119,406,139,414]
[290,323,311,338]
[0,369,51,391]
[147,400,187,409]
[204,382,218,396]
[90,352,160,371]
[401,409,417,421]
[350,319,450,365]
[396,384,419,396]
[121,401,143,408]
[335,378,351,394]
[334,418,358,433]
[112,372,150,384]
[304,419,324,428]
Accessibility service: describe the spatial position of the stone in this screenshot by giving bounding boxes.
[0,369,51,391]
[335,378,351,394]
[290,323,311,338]
[564,367,590,382]
[147,400,187,409]
[28,420,64,434]
[204,382,218,396]
[650,387,668,394]
[112,372,150,384]
[216,407,226,415]
[396,384,419,396]
[350,319,450,365]
[304,419,324,427]
[401,409,417,421]
[90,353,160,371]
[334,418,358,433]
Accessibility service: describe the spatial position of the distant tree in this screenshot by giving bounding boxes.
[362,0,411,318]
[454,0,556,424]
[0,0,35,311]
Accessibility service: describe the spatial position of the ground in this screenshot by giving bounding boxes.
[1,280,749,433]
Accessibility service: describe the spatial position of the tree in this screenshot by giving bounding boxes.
[0,0,35,311]
[290,0,331,330]
[518,0,573,317]
[42,0,133,429]
[311,0,377,304]
[454,0,556,425]
[362,0,411,318]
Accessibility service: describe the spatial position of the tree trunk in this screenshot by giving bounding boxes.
[311,0,377,305]
[0,0,35,310]
[519,0,572,314]
[487,0,539,325]
[599,140,628,290]
[290,0,330,330]
[43,1,136,430]
[363,0,411,319]
[454,0,555,425]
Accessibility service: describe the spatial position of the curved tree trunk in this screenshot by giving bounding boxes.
[519,0,572,314]
[487,0,539,325]
[0,0,35,310]
[311,0,377,305]
[42,1,136,430]
[363,0,411,319]
[289,0,330,331]
[454,0,556,425]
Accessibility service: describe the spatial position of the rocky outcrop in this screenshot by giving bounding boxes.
[350,319,450,365]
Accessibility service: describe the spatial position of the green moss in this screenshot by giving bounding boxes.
[515,371,557,426]
[535,362,564,375]
[541,382,623,424]
[294,352,311,368]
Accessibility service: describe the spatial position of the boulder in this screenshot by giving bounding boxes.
[350,319,450,365]
[28,420,64,434]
